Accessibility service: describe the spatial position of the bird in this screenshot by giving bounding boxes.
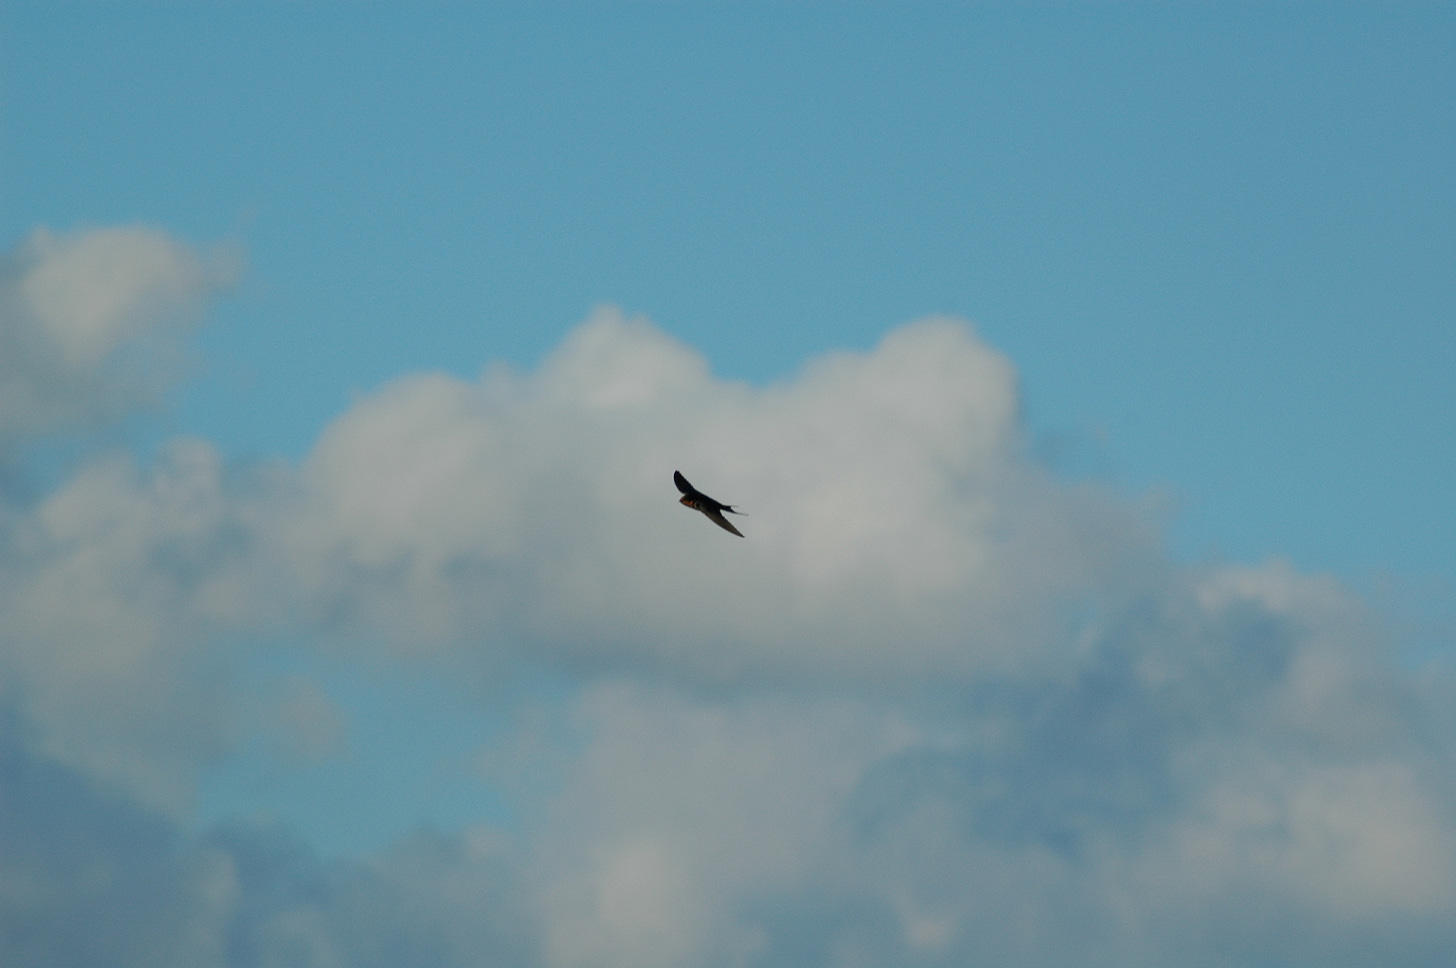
[674,470,745,537]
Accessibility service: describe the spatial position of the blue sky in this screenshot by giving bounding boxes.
[6,1,1452,579]
[2,4,1455,967]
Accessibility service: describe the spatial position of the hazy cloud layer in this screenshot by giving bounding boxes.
[2,227,1454,967]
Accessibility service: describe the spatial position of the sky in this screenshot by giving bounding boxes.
[1,3,1454,967]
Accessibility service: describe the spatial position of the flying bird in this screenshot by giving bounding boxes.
[674,470,745,537]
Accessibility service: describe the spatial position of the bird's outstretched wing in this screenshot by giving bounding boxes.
[702,507,745,537]
[674,470,695,496]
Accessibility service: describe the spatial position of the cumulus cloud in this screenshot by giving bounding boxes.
[1,226,1454,967]
[0,225,237,448]
[490,568,1456,968]
[289,307,1158,684]
[0,438,288,813]
[0,226,258,814]
[523,684,917,968]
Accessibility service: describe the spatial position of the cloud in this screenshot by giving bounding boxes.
[278,307,1455,966]
[0,437,289,814]
[0,713,238,968]
[265,674,350,764]
[0,225,238,448]
[0,226,262,813]
[1,226,1454,967]
[288,306,1159,685]
[524,684,916,968]
[0,714,531,968]
[503,565,1456,968]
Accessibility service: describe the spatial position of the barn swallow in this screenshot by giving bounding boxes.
[674,470,745,537]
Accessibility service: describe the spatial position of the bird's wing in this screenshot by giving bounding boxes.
[703,507,745,537]
[674,470,694,495]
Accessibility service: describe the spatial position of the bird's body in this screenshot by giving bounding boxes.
[674,470,745,537]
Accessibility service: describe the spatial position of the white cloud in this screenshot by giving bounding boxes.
[287,305,1157,685]
[0,225,237,446]
[524,683,915,968]
[496,569,1456,967]
[0,438,286,813]
[1165,758,1456,917]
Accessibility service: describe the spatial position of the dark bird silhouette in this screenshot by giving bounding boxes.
[674,470,745,537]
